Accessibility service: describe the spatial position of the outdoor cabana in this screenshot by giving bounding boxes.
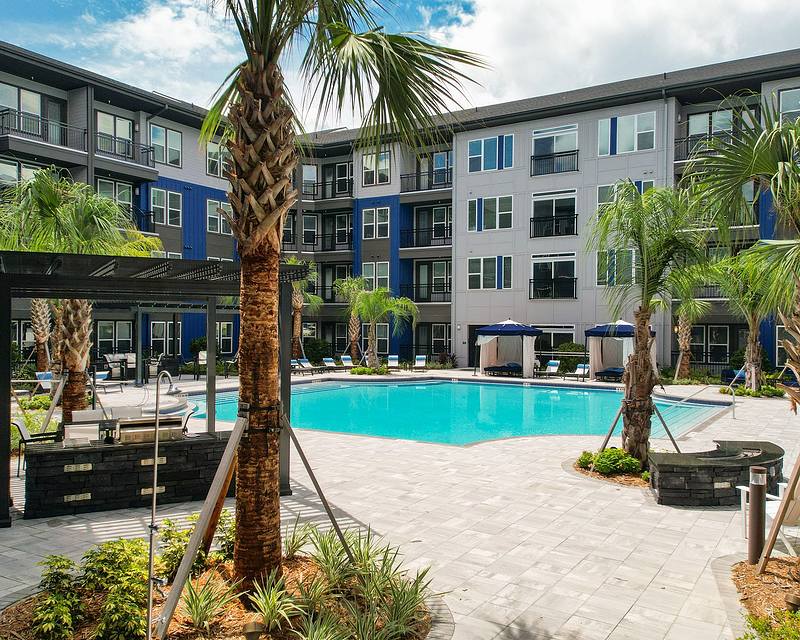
[585,320,657,381]
[475,319,542,378]
[0,250,306,526]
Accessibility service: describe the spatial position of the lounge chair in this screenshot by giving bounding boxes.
[484,362,522,377]
[92,370,124,394]
[13,419,59,476]
[34,371,53,394]
[596,367,625,382]
[340,355,355,369]
[291,359,308,375]
[413,355,427,371]
[721,368,746,385]
[223,351,239,378]
[387,355,400,370]
[536,360,560,377]
[103,352,136,380]
[194,350,208,381]
[323,357,342,371]
[739,481,800,555]
[563,364,590,380]
[299,358,326,374]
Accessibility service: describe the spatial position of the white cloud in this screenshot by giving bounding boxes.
[425,0,800,110]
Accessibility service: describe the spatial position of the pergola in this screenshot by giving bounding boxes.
[0,250,307,527]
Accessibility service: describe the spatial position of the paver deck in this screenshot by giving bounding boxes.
[3,371,796,639]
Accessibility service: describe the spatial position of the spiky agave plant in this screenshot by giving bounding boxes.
[199,0,482,588]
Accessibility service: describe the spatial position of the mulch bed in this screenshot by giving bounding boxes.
[572,463,649,488]
[732,557,800,620]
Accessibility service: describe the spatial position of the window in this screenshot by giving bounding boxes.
[531,124,578,174]
[335,162,352,193]
[778,324,790,366]
[150,321,181,355]
[167,191,182,226]
[302,322,317,338]
[780,88,800,122]
[96,178,132,212]
[96,112,132,156]
[0,159,18,183]
[432,206,452,239]
[467,134,513,172]
[362,207,389,239]
[468,256,511,290]
[207,199,233,234]
[530,253,576,299]
[690,326,706,363]
[597,249,639,286]
[597,181,654,213]
[97,320,115,355]
[362,151,390,185]
[206,141,231,176]
[688,110,733,137]
[531,191,577,237]
[708,325,729,364]
[468,196,512,232]
[362,262,375,290]
[150,124,182,166]
[283,214,295,243]
[468,200,478,232]
[361,323,389,354]
[302,214,317,245]
[151,188,166,225]
[216,321,234,354]
[598,112,656,155]
[431,323,451,354]
[536,326,576,352]
[432,150,452,184]
[361,262,388,290]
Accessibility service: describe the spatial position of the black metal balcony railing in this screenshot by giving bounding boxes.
[319,232,353,252]
[674,131,734,162]
[528,277,577,300]
[530,150,579,176]
[400,169,453,192]
[95,133,156,168]
[302,179,353,200]
[282,232,296,251]
[0,108,87,151]
[530,214,578,238]
[399,225,452,248]
[670,350,732,375]
[399,343,453,362]
[399,283,452,303]
[692,284,726,299]
[317,286,347,303]
[128,205,155,234]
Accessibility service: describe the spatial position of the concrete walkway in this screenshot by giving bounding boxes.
[4,372,796,639]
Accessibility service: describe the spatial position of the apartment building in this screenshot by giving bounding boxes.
[4,39,800,372]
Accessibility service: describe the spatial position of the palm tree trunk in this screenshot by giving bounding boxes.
[778,299,800,411]
[367,321,379,369]
[621,308,657,464]
[30,298,51,372]
[61,299,91,423]
[745,316,762,391]
[349,312,360,361]
[50,301,63,376]
[235,252,283,590]
[291,290,303,358]
[676,314,692,380]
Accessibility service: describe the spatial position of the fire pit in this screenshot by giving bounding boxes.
[648,441,784,506]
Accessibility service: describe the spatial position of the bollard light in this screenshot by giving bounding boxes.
[747,465,768,565]
[242,621,265,640]
[750,467,767,485]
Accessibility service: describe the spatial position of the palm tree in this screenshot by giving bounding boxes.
[589,183,709,463]
[283,256,323,358]
[30,298,51,372]
[667,265,711,381]
[333,276,367,361]
[349,288,418,368]
[49,301,64,376]
[0,167,161,420]
[199,1,480,588]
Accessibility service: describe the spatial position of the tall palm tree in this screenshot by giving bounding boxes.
[349,288,418,368]
[333,275,367,361]
[200,0,481,587]
[283,256,323,358]
[30,298,51,372]
[589,183,709,463]
[0,167,161,420]
[667,266,711,380]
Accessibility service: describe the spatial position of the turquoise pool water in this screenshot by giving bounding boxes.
[192,381,722,446]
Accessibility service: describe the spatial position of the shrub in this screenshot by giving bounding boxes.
[720,385,785,398]
[31,556,83,640]
[249,569,304,632]
[94,580,148,640]
[576,451,594,469]
[592,448,641,475]
[310,527,353,591]
[556,342,585,373]
[159,516,206,581]
[382,568,431,636]
[180,574,242,632]
[189,336,207,357]
[730,348,773,373]
[215,509,235,562]
[303,338,332,365]
[80,538,148,592]
[19,395,53,411]
[283,514,310,560]
[641,470,651,483]
[740,611,800,639]
[297,574,330,618]
[350,366,389,375]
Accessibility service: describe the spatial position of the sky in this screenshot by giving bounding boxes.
[6,0,800,130]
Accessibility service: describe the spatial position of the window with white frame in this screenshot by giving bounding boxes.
[335,323,347,353]
[707,325,729,364]
[596,249,639,286]
[206,140,231,176]
[151,188,166,225]
[531,191,577,237]
[96,112,132,156]
[531,124,578,174]
[96,320,115,355]
[536,326,576,352]
[362,151,390,185]
[207,199,233,234]
[167,191,182,226]
[216,321,234,354]
[530,253,576,299]
[302,322,317,338]
[362,262,375,290]
[207,256,234,262]
[302,214,317,245]
[96,178,132,212]
[150,123,182,166]
[361,261,388,290]
[362,207,389,239]
[150,320,181,355]
[598,112,656,155]
[780,89,800,121]
[690,326,705,363]
[96,320,133,354]
[152,250,182,259]
[483,195,512,230]
[468,256,511,290]
[467,134,513,172]
[361,323,389,354]
[431,323,451,354]
[597,180,654,212]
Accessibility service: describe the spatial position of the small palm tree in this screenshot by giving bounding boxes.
[349,288,418,369]
[589,183,709,463]
[667,266,711,380]
[0,167,161,420]
[200,0,481,587]
[283,256,323,358]
[333,276,367,361]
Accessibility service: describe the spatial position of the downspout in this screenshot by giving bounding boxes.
[146,103,169,123]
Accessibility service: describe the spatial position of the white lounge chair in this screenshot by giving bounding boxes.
[413,355,427,371]
[290,359,307,375]
[35,371,53,393]
[563,363,590,380]
[340,355,355,369]
[299,358,325,374]
[537,360,560,377]
[739,481,800,555]
[92,370,123,394]
[193,350,208,380]
[387,355,400,370]
[323,357,341,371]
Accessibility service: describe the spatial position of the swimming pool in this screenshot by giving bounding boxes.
[192,381,723,446]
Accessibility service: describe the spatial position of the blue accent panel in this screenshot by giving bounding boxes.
[496,256,503,289]
[477,198,483,232]
[497,135,504,170]
[609,117,618,156]
[352,200,363,272]
[634,180,642,193]
[141,313,150,353]
[398,258,413,290]
[759,190,777,240]
[392,318,412,356]
[389,197,401,294]
[399,203,413,242]
[761,317,777,366]
[182,313,205,358]
[233,315,240,355]
[354,194,401,285]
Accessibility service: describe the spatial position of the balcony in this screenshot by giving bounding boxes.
[528,277,577,300]
[302,179,353,200]
[530,215,578,238]
[399,283,451,303]
[282,232,296,252]
[317,286,347,303]
[670,350,732,376]
[318,232,353,252]
[399,226,452,248]
[95,133,155,168]
[129,205,155,234]
[530,150,579,176]
[674,131,733,162]
[400,169,452,192]
[0,108,87,151]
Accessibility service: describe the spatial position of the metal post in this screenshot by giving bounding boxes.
[279,282,292,496]
[652,403,681,454]
[0,283,12,527]
[135,307,143,386]
[172,312,179,361]
[206,297,217,435]
[91,366,96,410]
[748,466,767,565]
